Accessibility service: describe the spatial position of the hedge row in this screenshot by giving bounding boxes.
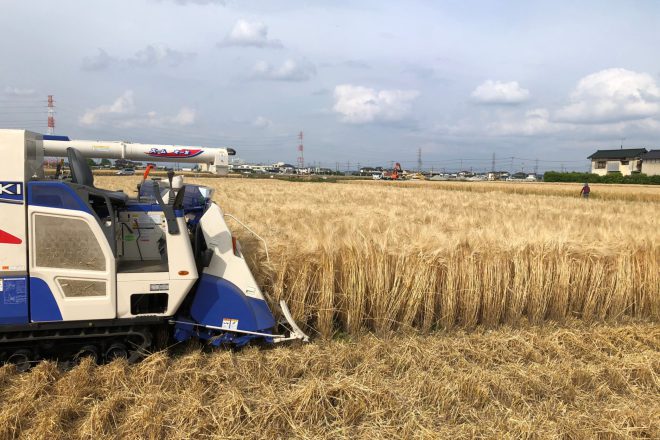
[543,171,660,185]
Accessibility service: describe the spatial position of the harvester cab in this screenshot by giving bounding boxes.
[0,130,307,367]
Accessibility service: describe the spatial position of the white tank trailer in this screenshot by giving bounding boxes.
[42,135,235,175]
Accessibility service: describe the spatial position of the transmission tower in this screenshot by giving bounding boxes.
[417,147,422,172]
[297,131,304,169]
[47,95,55,134]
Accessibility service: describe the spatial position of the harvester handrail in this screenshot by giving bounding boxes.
[224,213,270,262]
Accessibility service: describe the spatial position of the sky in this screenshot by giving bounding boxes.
[1,0,659,172]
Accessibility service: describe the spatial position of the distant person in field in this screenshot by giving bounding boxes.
[580,182,590,199]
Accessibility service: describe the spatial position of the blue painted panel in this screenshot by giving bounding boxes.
[42,135,71,141]
[125,204,162,212]
[29,277,63,322]
[0,277,28,324]
[187,274,275,333]
[124,203,184,217]
[28,182,91,214]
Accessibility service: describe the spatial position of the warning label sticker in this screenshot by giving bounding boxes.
[1,278,27,305]
[221,318,239,330]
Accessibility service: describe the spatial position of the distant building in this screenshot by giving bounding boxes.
[276,164,297,174]
[508,172,528,180]
[640,150,660,176]
[487,171,509,180]
[587,148,647,176]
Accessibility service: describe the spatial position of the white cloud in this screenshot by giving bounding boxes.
[252,116,273,128]
[82,45,195,71]
[486,108,560,136]
[4,86,36,96]
[118,107,196,128]
[79,91,195,128]
[471,80,530,104]
[554,68,660,124]
[333,84,419,124]
[170,107,196,126]
[79,91,135,126]
[251,59,315,81]
[219,19,282,48]
[128,45,195,67]
[82,49,115,71]
[456,69,660,139]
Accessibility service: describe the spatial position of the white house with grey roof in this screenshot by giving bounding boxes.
[587,148,647,176]
[640,150,660,176]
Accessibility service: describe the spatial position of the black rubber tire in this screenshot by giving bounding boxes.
[105,343,128,361]
[74,345,99,364]
[8,349,33,372]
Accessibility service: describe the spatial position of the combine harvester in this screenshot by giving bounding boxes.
[0,130,308,369]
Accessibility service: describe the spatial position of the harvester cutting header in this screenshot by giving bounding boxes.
[0,130,307,369]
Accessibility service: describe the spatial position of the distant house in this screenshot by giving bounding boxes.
[487,171,509,180]
[273,163,296,174]
[640,150,660,176]
[508,172,528,181]
[587,148,647,176]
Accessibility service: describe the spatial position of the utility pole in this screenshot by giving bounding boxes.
[417,147,422,172]
[510,157,514,173]
[491,152,496,173]
[297,131,304,169]
[47,95,55,135]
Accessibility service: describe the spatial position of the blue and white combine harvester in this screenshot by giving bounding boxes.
[0,129,308,369]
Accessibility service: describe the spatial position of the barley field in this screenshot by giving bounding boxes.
[18,176,648,440]
[104,177,659,338]
[0,323,657,439]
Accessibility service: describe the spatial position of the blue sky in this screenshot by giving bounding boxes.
[1,0,659,172]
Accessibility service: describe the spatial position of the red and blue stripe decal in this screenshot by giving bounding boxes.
[146,148,204,158]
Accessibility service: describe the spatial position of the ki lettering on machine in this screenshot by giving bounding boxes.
[0,182,23,202]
